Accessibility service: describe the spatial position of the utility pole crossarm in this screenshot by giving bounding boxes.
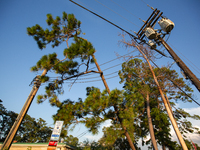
[135,8,193,150]
[136,8,200,93]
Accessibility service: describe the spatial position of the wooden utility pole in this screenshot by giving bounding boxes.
[134,44,188,150]
[135,8,191,150]
[159,37,200,92]
[1,69,47,150]
[136,8,200,93]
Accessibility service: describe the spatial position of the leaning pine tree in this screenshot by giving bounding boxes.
[28,12,139,150]
[27,12,96,107]
[119,34,200,149]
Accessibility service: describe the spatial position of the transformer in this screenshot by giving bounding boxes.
[158,18,175,33]
[145,27,156,39]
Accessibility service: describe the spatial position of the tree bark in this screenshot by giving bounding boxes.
[146,93,158,150]
[134,44,188,150]
[93,54,136,150]
[162,145,166,150]
[122,125,136,150]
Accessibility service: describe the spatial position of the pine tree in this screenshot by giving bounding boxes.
[52,58,200,149]
[120,33,200,149]
[27,12,96,106]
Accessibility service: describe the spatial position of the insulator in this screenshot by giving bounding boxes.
[158,18,175,33]
[145,27,156,39]
[148,40,157,49]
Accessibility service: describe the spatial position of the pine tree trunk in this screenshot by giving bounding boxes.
[93,55,136,150]
[135,44,188,150]
[123,126,136,150]
[162,145,166,150]
[146,93,158,150]
[116,110,136,150]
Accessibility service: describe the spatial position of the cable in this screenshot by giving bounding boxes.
[129,35,200,106]
[78,130,89,139]
[67,71,119,81]
[77,130,89,138]
[46,50,136,81]
[146,51,200,106]
[89,50,135,70]
[140,0,155,10]
[110,0,143,22]
[168,42,200,76]
[64,75,118,84]
[102,63,123,72]
[69,0,138,39]
[95,0,140,27]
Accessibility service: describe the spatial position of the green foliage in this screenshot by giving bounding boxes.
[31,53,59,71]
[52,58,200,149]
[64,135,79,147]
[27,12,81,49]
[53,87,140,145]
[14,116,52,143]
[0,100,52,143]
[64,38,95,62]
[28,12,96,106]
[53,60,78,75]
[118,58,199,148]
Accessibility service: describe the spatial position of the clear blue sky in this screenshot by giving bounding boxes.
[0,0,200,147]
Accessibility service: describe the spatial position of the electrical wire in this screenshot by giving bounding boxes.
[110,0,143,22]
[74,0,135,31]
[45,50,135,82]
[67,71,119,81]
[168,42,200,76]
[46,50,135,81]
[140,0,155,10]
[102,62,123,71]
[89,50,135,70]
[77,130,89,138]
[94,0,140,27]
[69,0,137,39]
[132,38,200,106]
[64,75,118,84]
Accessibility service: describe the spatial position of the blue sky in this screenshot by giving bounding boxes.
[0,0,200,147]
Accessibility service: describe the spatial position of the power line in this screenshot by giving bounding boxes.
[140,0,155,10]
[46,50,136,81]
[131,37,200,106]
[95,0,140,27]
[110,0,143,22]
[64,75,118,84]
[69,0,138,39]
[168,42,200,76]
[89,50,135,70]
[77,130,89,138]
[67,71,119,81]
[102,63,123,72]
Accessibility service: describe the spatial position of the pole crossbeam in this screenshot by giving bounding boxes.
[134,8,200,150]
[136,8,200,93]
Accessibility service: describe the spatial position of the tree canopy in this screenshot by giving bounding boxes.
[27,12,96,107]
[52,58,200,149]
[0,99,52,143]
[27,12,200,149]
